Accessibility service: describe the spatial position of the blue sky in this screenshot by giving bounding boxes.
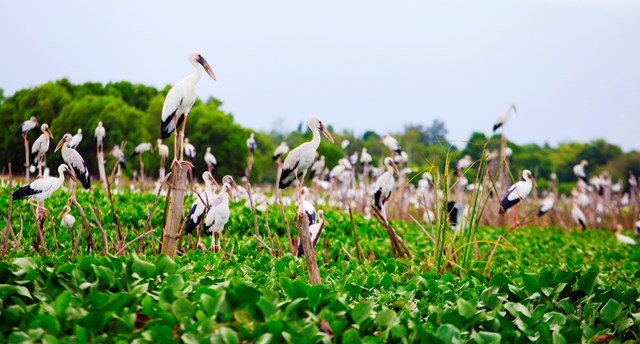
[2,0,639,151]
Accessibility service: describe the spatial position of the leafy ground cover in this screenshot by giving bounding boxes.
[1,187,639,343]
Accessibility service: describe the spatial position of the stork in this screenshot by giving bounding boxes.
[573,160,588,184]
[30,123,54,177]
[55,134,91,191]
[499,169,536,226]
[537,192,555,217]
[373,157,400,221]
[131,142,153,181]
[12,164,76,202]
[455,155,472,176]
[297,209,324,257]
[635,217,640,238]
[382,134,402,155]
[68,129,83,149]
[279,118,334,207]
[183,138,196,166]
[204,147,217,174]
[571,203,586,230]
[16,116,38,137]
[112,145,126,168]
[360,148,372,167]
[95,121,105,153]
[203,182,234,252]
[247,133,257,155]
[60,205,76,233]
[185,171,218,249]
[614,225,636,245]
[493,104,517,132]
[309,155,325,180]
[272,142,289,162]
[156,139,169,178]
[160,50,216,167]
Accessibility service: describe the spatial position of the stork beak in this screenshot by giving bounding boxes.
[66,169,79,182]
[392,161,401,176]
[46,128,54,139]
[54,137,65,152]
[208,174,219,188]
[529,174,537,187]
[198,56,216,81]
[320,125,334,144]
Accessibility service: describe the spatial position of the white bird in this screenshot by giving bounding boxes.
[55,134,91,190]
[537,192,555,217]
[341,140,350,150]
[203,182,234,252]
[204,147,217,172]
[157,139,169,160]
[247,133,257,154]
[349,151,358,166]
[310,155,326,180]
[30,123,54,174]
[300,186,317,225]
[94,121,105,148]
[573,160,588,184]
[112,145,126,168]
[615,225,636,245]
[571,204,586,230]
[272,142,289,161]
[373,157,400,212]
[423,208,436,226]
[635,218,640,238]
[360,148,372,166]
[493,104,517,132]
[382,134,402,155]
[183,138,196,166]
[279,118,334,189]
[16,116,38,137]
[160,51,216,164]
[68,129,83,149]
[12,164,76,202]
[297,209,324,257]
[499,169,536,225]
[329,159,351,180]
[185,172,218,238]
[131,142,153,157]
[60,205,76,231]
[455,155,473,175]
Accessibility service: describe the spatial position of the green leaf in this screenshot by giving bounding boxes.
[435,324,462,344]
[578,269,598,294]
[156,254,177,275]
[375,309,397,328]
[599,299,622,323]
[132,254,156,279]
[74,325,88,344]
[472,331,501,344]
[543,312,566,331]
[171,298,194,318]
[551,332,567,344]
[54,291,72,317]
[342,328,363,344]
[218,327,239,344]
[42,334,59,344]
[351,301,373,325]
[522,273,539,295]
[255,333,274,344]
[456,298,475,318]
[307,285,324,311]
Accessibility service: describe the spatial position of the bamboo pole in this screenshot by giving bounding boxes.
[161,163,189,258]
[293,213,321,285]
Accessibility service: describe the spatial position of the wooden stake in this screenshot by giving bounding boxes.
[161,163,189,258]
[293,213,321,285]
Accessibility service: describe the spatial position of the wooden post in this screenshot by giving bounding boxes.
[293,213,321,285]
[23,136,30,183]
[97,151,108,192]
[161,164,189,258]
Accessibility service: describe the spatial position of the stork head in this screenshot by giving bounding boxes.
[77,128,82,134]
[384,157,400,175]
[190,50,216,81]
[308,118,334,144]
[41,124,53,139]
[581,160,588,166]
[98,121,103,127]
[202,171,219,188]
[156,139,162,146]
[59,164,78,182]
[523,169,536,187]
[55,133,73,152]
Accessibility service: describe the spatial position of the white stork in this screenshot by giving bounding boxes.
[16,116,38,137]
[112,145,126,168]
[455,155,473,176]
[183,138,196,166]
[300,186,317,225]
[204,147,217,174]
[131,142,153,179]
[297,209,324,257]
[247,133,257,155]
[68,129,83,149]
[272,142,289,162]
[537,192,555,217]
[493,104,517,132]
[95,121,105,153]
[309,155,325,180]
[614,225,636,245]
[571,203,586,230]
[60,205,76,231]
[373,157,400,218]
[499,169,536,226]
[12,164,76,202]
[203,182,234,252]
[55,134,91,190]
[160,51,216,165]
[360,148,372,167]
[279,118,334,190]
[635,217,640,238]
[157,139,169,166]
[185,171,218,247]
[30,123,54,176]
[382,134,402,155]
[573,160,588,184]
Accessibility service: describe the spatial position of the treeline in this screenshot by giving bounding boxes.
[0,79,638,194]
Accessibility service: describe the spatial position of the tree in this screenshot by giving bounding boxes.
[424,118,448,145]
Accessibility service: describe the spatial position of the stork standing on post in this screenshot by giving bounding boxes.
[68,129,83,150]
[30,124,54,177]
[16,116,38,182]
[373,157,400,222]
[55,133,91,196]
[382,134,402,156]
[279,118,334,214]
[131,142,153,183]
[246,132,257,178]
[157,139,169,179]
[499,169,536,226]
[160,51,216,168]
[95,122,105,154]
[204,147,217,175]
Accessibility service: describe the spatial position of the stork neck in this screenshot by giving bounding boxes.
[310,126,321,149]
[190,60,203,84]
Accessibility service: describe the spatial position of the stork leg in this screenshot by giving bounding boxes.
[296,171,308,215]
[512,204,521,227]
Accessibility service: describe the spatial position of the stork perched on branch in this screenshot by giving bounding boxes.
[499,169,536,226]
[55,133,91,191]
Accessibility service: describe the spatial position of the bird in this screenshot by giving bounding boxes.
[635,218,640,238]
[573,160,589,184]
[537,192,555,217]
[68,129,83,149]
[373,157,400,214]
[204,147,217,173]
[493,104,517,132]
[614,225,636,245]
[12,164,76,202]
[15,116,38,136]
[55,134,91,190]
[247,133,257,154]
[360,148,372,167]
[297,209,324,257]
[183,138,196,166]
[94,121,105,152]
[60,205,76,231]
[499,169,536,226]
[160,51,216,165]
[455,155,473,175]
[571,203,586,230]
[30,123,54,175]
[185,172,218,243]
[279,118,334,190]
[203,182,234,252]
[272,142,289,161]
[157,139,169,163]
[111,145,126,169]
[309,155,325,180]
[131,142,153,157]
[300,187,317,225]
[382,134,402,155]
